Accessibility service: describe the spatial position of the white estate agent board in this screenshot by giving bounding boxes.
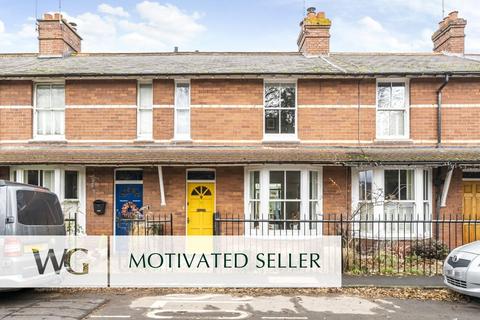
[0,236,341,288]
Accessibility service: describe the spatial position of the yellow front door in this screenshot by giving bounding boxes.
[463,181,480,242]
[187,183,215,235]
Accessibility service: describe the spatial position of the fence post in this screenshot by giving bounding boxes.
[340,214,344,273]
[74,210,78,236]
[213,212,219,235]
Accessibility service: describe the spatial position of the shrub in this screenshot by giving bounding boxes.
[410,241,449,260]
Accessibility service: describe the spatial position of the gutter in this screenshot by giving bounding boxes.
[437,74,450,146]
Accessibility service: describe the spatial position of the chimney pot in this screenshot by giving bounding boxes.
[298,9,331,56]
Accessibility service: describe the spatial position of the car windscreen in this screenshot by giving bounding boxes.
[16,190,64,226]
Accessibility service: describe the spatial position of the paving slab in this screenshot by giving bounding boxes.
[343,275,444,288]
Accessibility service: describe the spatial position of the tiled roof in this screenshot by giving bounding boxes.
[1,52,480,77]
[1,146,479,165]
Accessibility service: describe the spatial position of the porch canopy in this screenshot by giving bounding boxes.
[1,145,479,166]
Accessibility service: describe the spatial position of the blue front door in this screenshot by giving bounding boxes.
[115,183,143,235]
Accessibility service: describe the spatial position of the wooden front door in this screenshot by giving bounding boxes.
[462,181,480,242]
[187,183,215,235]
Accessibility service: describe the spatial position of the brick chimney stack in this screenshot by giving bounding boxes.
[37,13,82,57]
[432,11,467,54]
[297,7,332,56]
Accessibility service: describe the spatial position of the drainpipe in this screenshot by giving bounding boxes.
[437,74,450,146]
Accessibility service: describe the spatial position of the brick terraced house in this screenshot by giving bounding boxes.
[2,9,480,244]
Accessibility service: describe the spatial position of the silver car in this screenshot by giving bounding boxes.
[444,241,480,297]
[0,180,66,288]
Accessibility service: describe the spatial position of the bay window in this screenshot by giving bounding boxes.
[352,167,432,239]
[264,82,297,140]
[10,167,85,234]
[245,167,322,235]
[35,84,65,139]
[137,82,153,140]
[376,80,409,139]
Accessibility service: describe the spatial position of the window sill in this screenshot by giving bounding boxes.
[29,137,67,143]
[262,135,300,144]
[374,138,413,145]
[171,138,193,143]
[135,138,155,143]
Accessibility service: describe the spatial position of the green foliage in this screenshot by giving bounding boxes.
[410,241,450,260]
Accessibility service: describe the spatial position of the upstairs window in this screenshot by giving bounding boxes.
[376,81,409,139]
[35,84,65,139]
[137,82,153,140]
[174,81,191,140]
[264,82,297,140]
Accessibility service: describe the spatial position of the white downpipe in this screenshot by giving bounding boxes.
[441,168,453,208]
[157,165,166,206]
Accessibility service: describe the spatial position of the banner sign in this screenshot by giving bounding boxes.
[0,236,341,288]
[0,236,108,288]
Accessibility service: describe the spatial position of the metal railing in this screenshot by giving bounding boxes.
[213,212,480,275]
[64,212,78,236]
[116,213,174,235]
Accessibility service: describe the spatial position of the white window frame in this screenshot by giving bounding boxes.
[351,167,432,239]
[174,79,191,141]
[137,80,154,140]
[244,165,323,237]
[33,82,66,141]
[263,79,299,142]
[10,166,86,234]
[375,78,410,140]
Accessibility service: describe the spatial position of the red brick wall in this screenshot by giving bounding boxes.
[299,108,375,141]
[410,78,480,142]
[436,168,464,247]
[153,80,174,105]
[65,108,137,140]
[0,81,33,141]
[323,167,350,235]
[65,80,137,140]
[191,108,263,141]
[410,107,437,141]
[0,81,32,105]
[86,167,114,235]
[85,166,244,236]
[0,109,32,140]
[298,79,376,105]
[189,80,263,141]
[1,78,480,144]
[154,108,174,140]
[298,79,376,141]
[66,80,136,105]
[191,79,263,105]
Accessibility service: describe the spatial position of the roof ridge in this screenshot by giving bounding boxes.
[320,56,347,73]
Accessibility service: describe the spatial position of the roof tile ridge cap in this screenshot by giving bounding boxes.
[73,51,301,57]
[324,55,364,73]
[319,55,348,73]
[454,53,480,64]
[331,52,441,56]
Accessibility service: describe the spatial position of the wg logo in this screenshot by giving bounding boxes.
[32,248,89,275]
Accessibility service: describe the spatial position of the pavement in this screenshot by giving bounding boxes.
[0,287,478,320]
[343,275,444,288]
[0,276,464,320]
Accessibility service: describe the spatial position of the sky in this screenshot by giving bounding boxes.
[0,0,479,53]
